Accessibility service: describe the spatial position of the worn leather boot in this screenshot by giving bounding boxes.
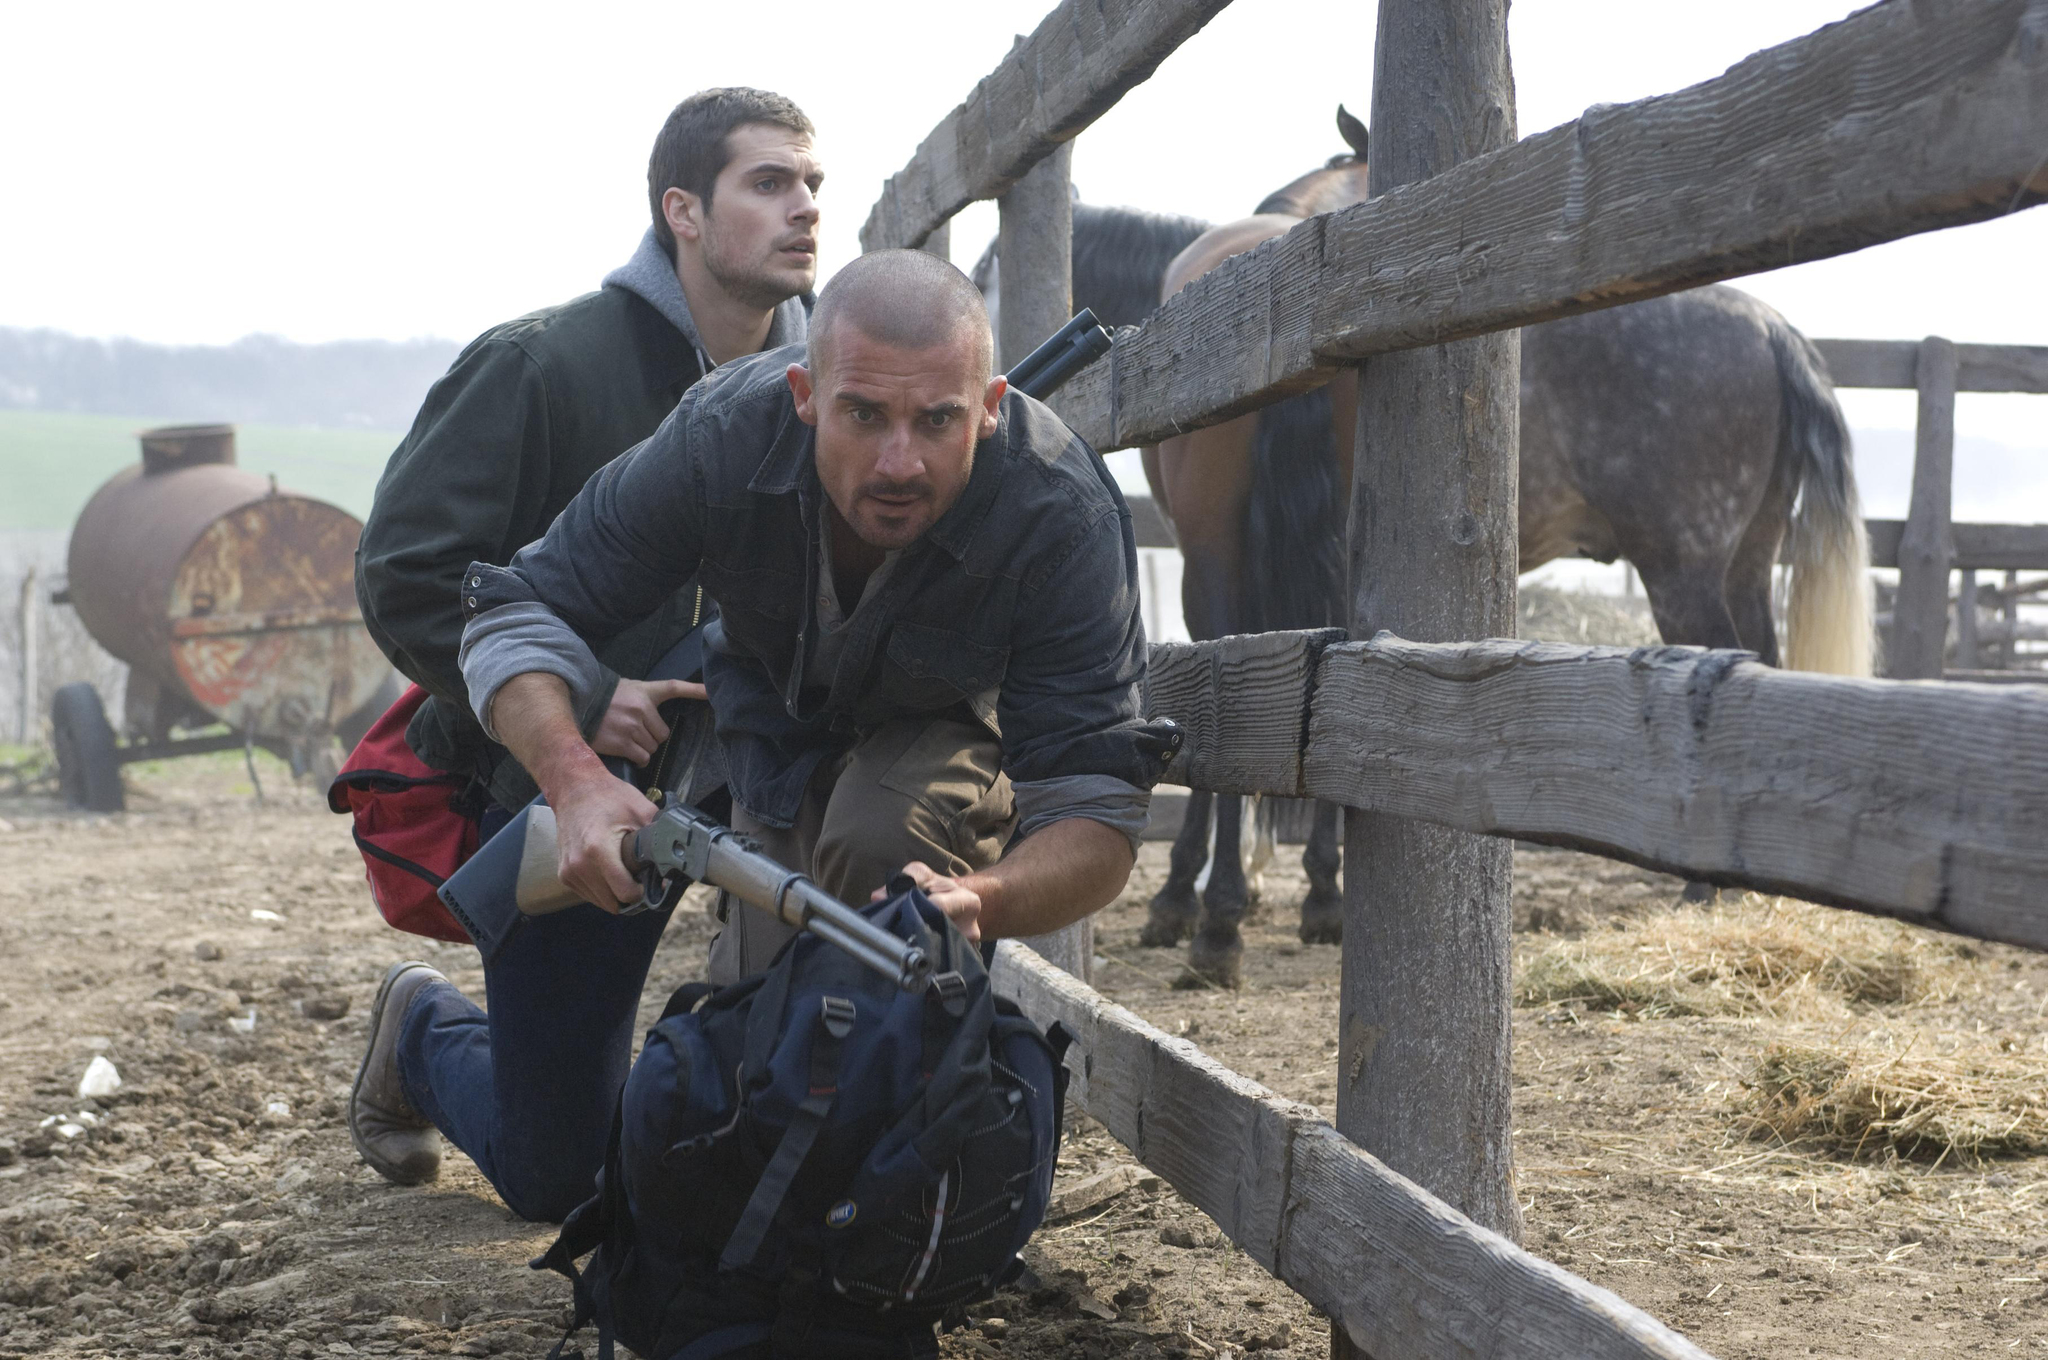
[349,961,447,1185]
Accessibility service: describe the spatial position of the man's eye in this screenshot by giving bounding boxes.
[757,178,780,193]
[849,408,878,424]
[924,412,951,428]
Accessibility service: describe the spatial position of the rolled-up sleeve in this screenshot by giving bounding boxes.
[459,599,608,741]
[1011,772,1153,852]
[998,501,1182,844]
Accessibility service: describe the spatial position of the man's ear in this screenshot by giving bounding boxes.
[663,186,705,245]
[979,376,1007,439]
[787,364,818,425]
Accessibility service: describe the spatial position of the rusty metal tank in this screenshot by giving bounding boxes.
[66,424,392,747]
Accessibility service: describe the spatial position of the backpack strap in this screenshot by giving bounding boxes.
[920,970,969,1074]
[535,1197,615,1360]
[719,994,857,1271]
[1043,1020,1075,1158]
[534,1098,630,1360]
[660,981,721,1022]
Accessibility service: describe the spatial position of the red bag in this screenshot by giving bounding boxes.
[327,684,479,943]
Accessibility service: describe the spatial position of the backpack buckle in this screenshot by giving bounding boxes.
[819,995,856,1039]
[929,970,968,1018]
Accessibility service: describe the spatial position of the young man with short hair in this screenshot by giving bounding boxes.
[350,88,824,1220]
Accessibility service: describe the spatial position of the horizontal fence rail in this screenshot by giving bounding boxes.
[991,942,1713,1360]
[1814,338,2048,393]
[1143,631,2048,952]
[1050,0,2048,451]
[1867,519,2048,572]
[859,0,1234,251]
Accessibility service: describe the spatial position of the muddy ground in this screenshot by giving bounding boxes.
[2,757,2045,1358]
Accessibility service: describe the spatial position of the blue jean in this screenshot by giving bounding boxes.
[396,806,673,1222]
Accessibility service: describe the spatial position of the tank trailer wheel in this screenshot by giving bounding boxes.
[51,682,125,813]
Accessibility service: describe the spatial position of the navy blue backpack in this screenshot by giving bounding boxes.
[537,884,1071,1359]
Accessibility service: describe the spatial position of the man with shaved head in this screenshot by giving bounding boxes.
[448,248,1179,980]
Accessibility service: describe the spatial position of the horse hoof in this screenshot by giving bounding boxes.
[1140,891,1196,948]
[1182,932,1244,990]
[1681,880,1719,904]
[1298,911,1343,945]
[1298,887,1343,943]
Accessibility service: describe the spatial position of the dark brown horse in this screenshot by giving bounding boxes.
[975,109,1871,986]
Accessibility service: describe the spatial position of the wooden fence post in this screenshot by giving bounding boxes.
[1891,335,1957,678]
[18,567,38,745]
[2003,569,2021,669]
[994,140,1074,369]
[996,137,1090,983]
[1957,568,1979,669]
[1335,0,1523,1302]
[917,221,950,262]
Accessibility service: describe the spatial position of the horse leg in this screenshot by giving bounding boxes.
[1186,789,1249,988]
[1725,554,1782,667]
[1141,788,1210,946]
[1633,555,1745,653]
[1724,439,1801,668]
[1634,555,1741,903]
[1298,798,1344,943]
[1155,424,1257,986]
[1241,795,1273,922]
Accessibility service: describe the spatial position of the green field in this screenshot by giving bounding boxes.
[0,409,400,530]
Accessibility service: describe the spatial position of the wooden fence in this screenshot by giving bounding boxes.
[1810,337,2048,679]
[864,0,2048,1354]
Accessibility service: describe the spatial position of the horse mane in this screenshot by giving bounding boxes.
[1071,203,1213,327]
[1254,156,1366,217]
[969,201,1212,329]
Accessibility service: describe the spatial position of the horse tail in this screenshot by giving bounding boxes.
[1244,385,1345,634]
[1772,321,1875,677]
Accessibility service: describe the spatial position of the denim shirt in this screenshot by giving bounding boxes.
[459,343,1181,834]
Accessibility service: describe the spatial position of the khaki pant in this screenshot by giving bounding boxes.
[705,714,1014,983]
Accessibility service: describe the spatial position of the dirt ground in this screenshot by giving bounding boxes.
[3,758,2045,1359]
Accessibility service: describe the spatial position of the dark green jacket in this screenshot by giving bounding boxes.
[356,283,708,810]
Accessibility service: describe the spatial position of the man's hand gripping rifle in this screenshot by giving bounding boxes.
[625,802,932,993]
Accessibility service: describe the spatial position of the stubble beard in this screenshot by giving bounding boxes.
[704,222,810,312]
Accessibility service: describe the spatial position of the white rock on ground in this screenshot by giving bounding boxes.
[77,1054,121,1099]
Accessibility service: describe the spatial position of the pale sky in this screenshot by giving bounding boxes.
[3,0,2043,462]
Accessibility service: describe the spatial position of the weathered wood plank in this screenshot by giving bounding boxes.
[1866,519,2048,571]
[1140,630,1341,793]
[1338,0,1523,1254]
[1892,338,1959,679]
[1052,0,2048,451]
[1946,668,2048,685]
[990,941,1716,1360]
[858,0,1234,251]
[998,140,1091,983]
[1958,568,1982,668]
[1815,338,2048,394]
[995,144,1073,370]
[1299,636,2048,952]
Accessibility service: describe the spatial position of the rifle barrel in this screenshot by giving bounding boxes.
[633,804,933,992]
[1007,309,1107,400]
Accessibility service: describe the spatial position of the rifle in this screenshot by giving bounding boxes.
[436,310,1115,984]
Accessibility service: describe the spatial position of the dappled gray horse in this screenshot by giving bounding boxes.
[975,115,1870,986]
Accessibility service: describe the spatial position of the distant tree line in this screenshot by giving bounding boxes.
[0,327,459,431]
